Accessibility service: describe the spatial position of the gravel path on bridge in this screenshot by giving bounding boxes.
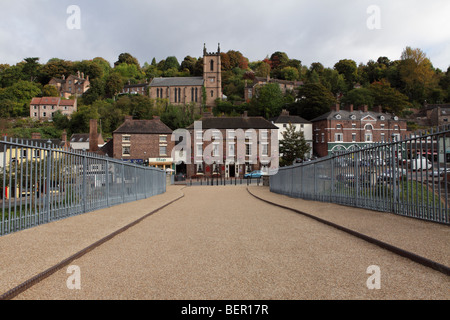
[8,186,449,300]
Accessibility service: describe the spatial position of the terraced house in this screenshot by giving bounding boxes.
[29,97,77,120]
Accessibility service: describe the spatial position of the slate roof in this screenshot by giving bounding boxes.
[113,118,173,134]
[149,77,204,87]
[187,116,278,130]
[270,114,311,124]
[310,110,402,122]
[70,134,90,143]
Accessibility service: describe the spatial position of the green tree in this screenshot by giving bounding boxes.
[279,123,311,166]
[42,84,60,97]
[252,83,285,118]
[341,88,375,108]
[280,66,300,81]
[22,57,41,82]
[334,59,358,90]
[369,80,411,115]
[163,56,180,71]
[290,83,336,120]
[104,73,124,98]
[114,53,140,69]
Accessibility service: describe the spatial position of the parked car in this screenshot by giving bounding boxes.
[377,169,406,182]
[428,167,450,177]
[244,170,263,179]
[406,156,433,171]
[174,172,186,181]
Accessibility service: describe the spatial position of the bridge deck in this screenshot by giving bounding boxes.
[0,185,448,300]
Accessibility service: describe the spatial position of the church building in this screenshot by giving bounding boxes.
[148,44,222,111]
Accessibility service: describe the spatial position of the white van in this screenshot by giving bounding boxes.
[411,156,432,171]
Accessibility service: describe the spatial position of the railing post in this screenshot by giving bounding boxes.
[106,159,110,207]
[82,154,87,213]
[46,148,52,223]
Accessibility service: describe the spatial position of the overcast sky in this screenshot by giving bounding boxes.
[0,0,449,70]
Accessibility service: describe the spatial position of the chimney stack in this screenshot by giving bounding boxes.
[349,104,354,112]
[89,119,99,152]
[333,104,340,112]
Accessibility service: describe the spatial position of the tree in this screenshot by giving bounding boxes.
[341,88,375,108]
[114,53,140,69]
[334,59,358,90]
[399,47,437,102]
[22,57,41,82]
[290,83,336,120]
[369,80,411,115]
[42,84,60,97]
[279,123,311,166]
[163,56,180,71]
[104,73,124,98]
[251,83,285,118]
[280,66,300,81]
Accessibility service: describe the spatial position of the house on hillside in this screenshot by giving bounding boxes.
[30,97,77,120]
[48,71,90,99]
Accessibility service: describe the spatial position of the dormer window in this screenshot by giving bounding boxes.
[394,116,399,121]
[380,116,385,121]
[335,114,341,120]
[350,115,356,120]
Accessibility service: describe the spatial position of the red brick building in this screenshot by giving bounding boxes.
[311,104,408,158]
[112,116,175,170]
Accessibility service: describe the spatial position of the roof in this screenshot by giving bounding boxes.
[187,116,278,130]
[270,114,311,124]
[311,110,403,122]
[149,77,204,87]
[70,134,90,143]
[113,118,173,134]
[30,97,76,106]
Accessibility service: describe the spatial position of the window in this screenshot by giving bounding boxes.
[352,133,357,142]
[197,164,204,173]
[336,124,342,129]
[321,133,325,143]
[196,144,203,157]
[352,124,356,129]
[122,146,130,156]
[122,135,131,142]
[159,135,167,143]
[211,90,214,98]
[380,124,385,129]
[228,143,235,156]
[261,143,268,156]
[159,146,167,156]
[247,89,252,99]
[365,133,373,142]
[210,60,214,71]
[381,133,385,142]
[246,143,252,156]
[335,133,343,142]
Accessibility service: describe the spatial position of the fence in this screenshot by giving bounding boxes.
[270,125,450,225]
[0,138,166,236]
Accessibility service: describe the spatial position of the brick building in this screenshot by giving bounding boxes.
[184,113,278,179]
[148,44,222,110]
[120,80,149,96]
[48,71,90,99]
[112,116,174,170]
[30,97,77,120]
[244,76,303,102]
[311,104,408,158]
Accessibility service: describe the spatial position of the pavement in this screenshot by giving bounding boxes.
[0,185,448,300]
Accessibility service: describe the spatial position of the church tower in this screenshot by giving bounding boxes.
[203,43,222,110]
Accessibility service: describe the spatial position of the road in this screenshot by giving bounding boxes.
[1,185,449,300]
